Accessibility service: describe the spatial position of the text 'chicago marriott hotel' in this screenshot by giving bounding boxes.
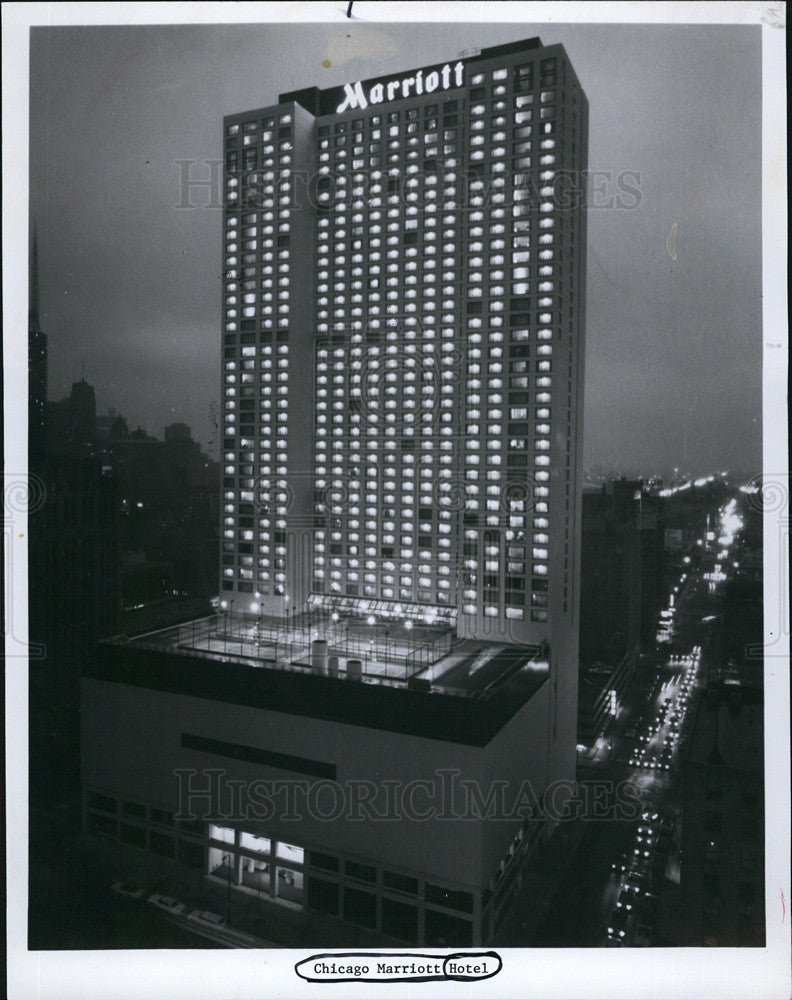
[81,36,589,948]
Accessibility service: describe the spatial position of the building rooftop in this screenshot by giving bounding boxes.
[89,611,550,746]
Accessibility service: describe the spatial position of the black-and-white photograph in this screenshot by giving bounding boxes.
[4,3,789,998]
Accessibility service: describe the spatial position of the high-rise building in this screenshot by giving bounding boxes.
[81,36,588,947]
[219,35,588,773]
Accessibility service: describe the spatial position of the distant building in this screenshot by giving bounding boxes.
[31,451,120,802]
[120,550,170,608]
[164,422,192,442]
[637,491,665,648]
[69,379,97,445]
[28,229,48,649]
[668,670,764,946]
[577,481,642,743]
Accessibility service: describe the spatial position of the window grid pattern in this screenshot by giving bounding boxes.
[222,109,296,597]
[312,100,462,606]
[460,55,565,628]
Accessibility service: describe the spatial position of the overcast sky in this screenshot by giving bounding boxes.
[29,20,762,477]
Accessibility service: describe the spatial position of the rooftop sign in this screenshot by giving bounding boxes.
[335,61,465,113]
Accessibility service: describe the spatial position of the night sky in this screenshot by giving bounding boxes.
[29,21,762,477]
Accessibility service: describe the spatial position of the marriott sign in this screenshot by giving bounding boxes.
[336,61,466,113]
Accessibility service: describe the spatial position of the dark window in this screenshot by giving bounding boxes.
[425,883,474,913]
[346,861,377,883]
[121,801,146,820]
[381,898,418,942]
[177,817,204,837]
[181,733,336,780]
[150,832,175,858]
[178,840,205,870]
[343,887,377,928]
[382,870,418,895]
[424,907,472,947]
[88,792,116,814]
[307,875,340,915]
[309,851,339,873]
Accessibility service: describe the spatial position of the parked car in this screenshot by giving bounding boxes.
[607,905,632,942]
[111,881,145,901]
[615,889,636,911]
[147,893,186,914]
[188,909,226,926]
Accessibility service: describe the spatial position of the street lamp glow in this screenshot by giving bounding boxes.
[366,615,376,626]
[331,612,340,622]
[251,602,259,613]
[220,600,228,610]
[404,619,413,630]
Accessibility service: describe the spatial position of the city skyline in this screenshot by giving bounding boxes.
[29,21,762,476]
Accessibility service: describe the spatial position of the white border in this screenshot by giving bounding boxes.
[3,3,789,999]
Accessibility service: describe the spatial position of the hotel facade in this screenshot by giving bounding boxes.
[82,36,589,947]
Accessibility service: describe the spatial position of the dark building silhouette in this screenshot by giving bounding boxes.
[111,424,220,602]
[164,421,191,442]
[577,479,665,744]
[637,491,665,648]
[28,229,48,466]
[28,228,49,651]
[69,379,97,445]
[667,659,764,946]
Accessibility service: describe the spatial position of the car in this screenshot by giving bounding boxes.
[147,893,187,914]
[607,905,631,941]
[625,857,652,882]
[624,725,637,738]
[111,881,145,901]
[615,889,634,911]
[187,909,226,926]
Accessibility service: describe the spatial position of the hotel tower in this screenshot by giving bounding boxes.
[82,36,588,947]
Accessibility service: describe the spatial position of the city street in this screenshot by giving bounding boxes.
[527,493,744,947]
